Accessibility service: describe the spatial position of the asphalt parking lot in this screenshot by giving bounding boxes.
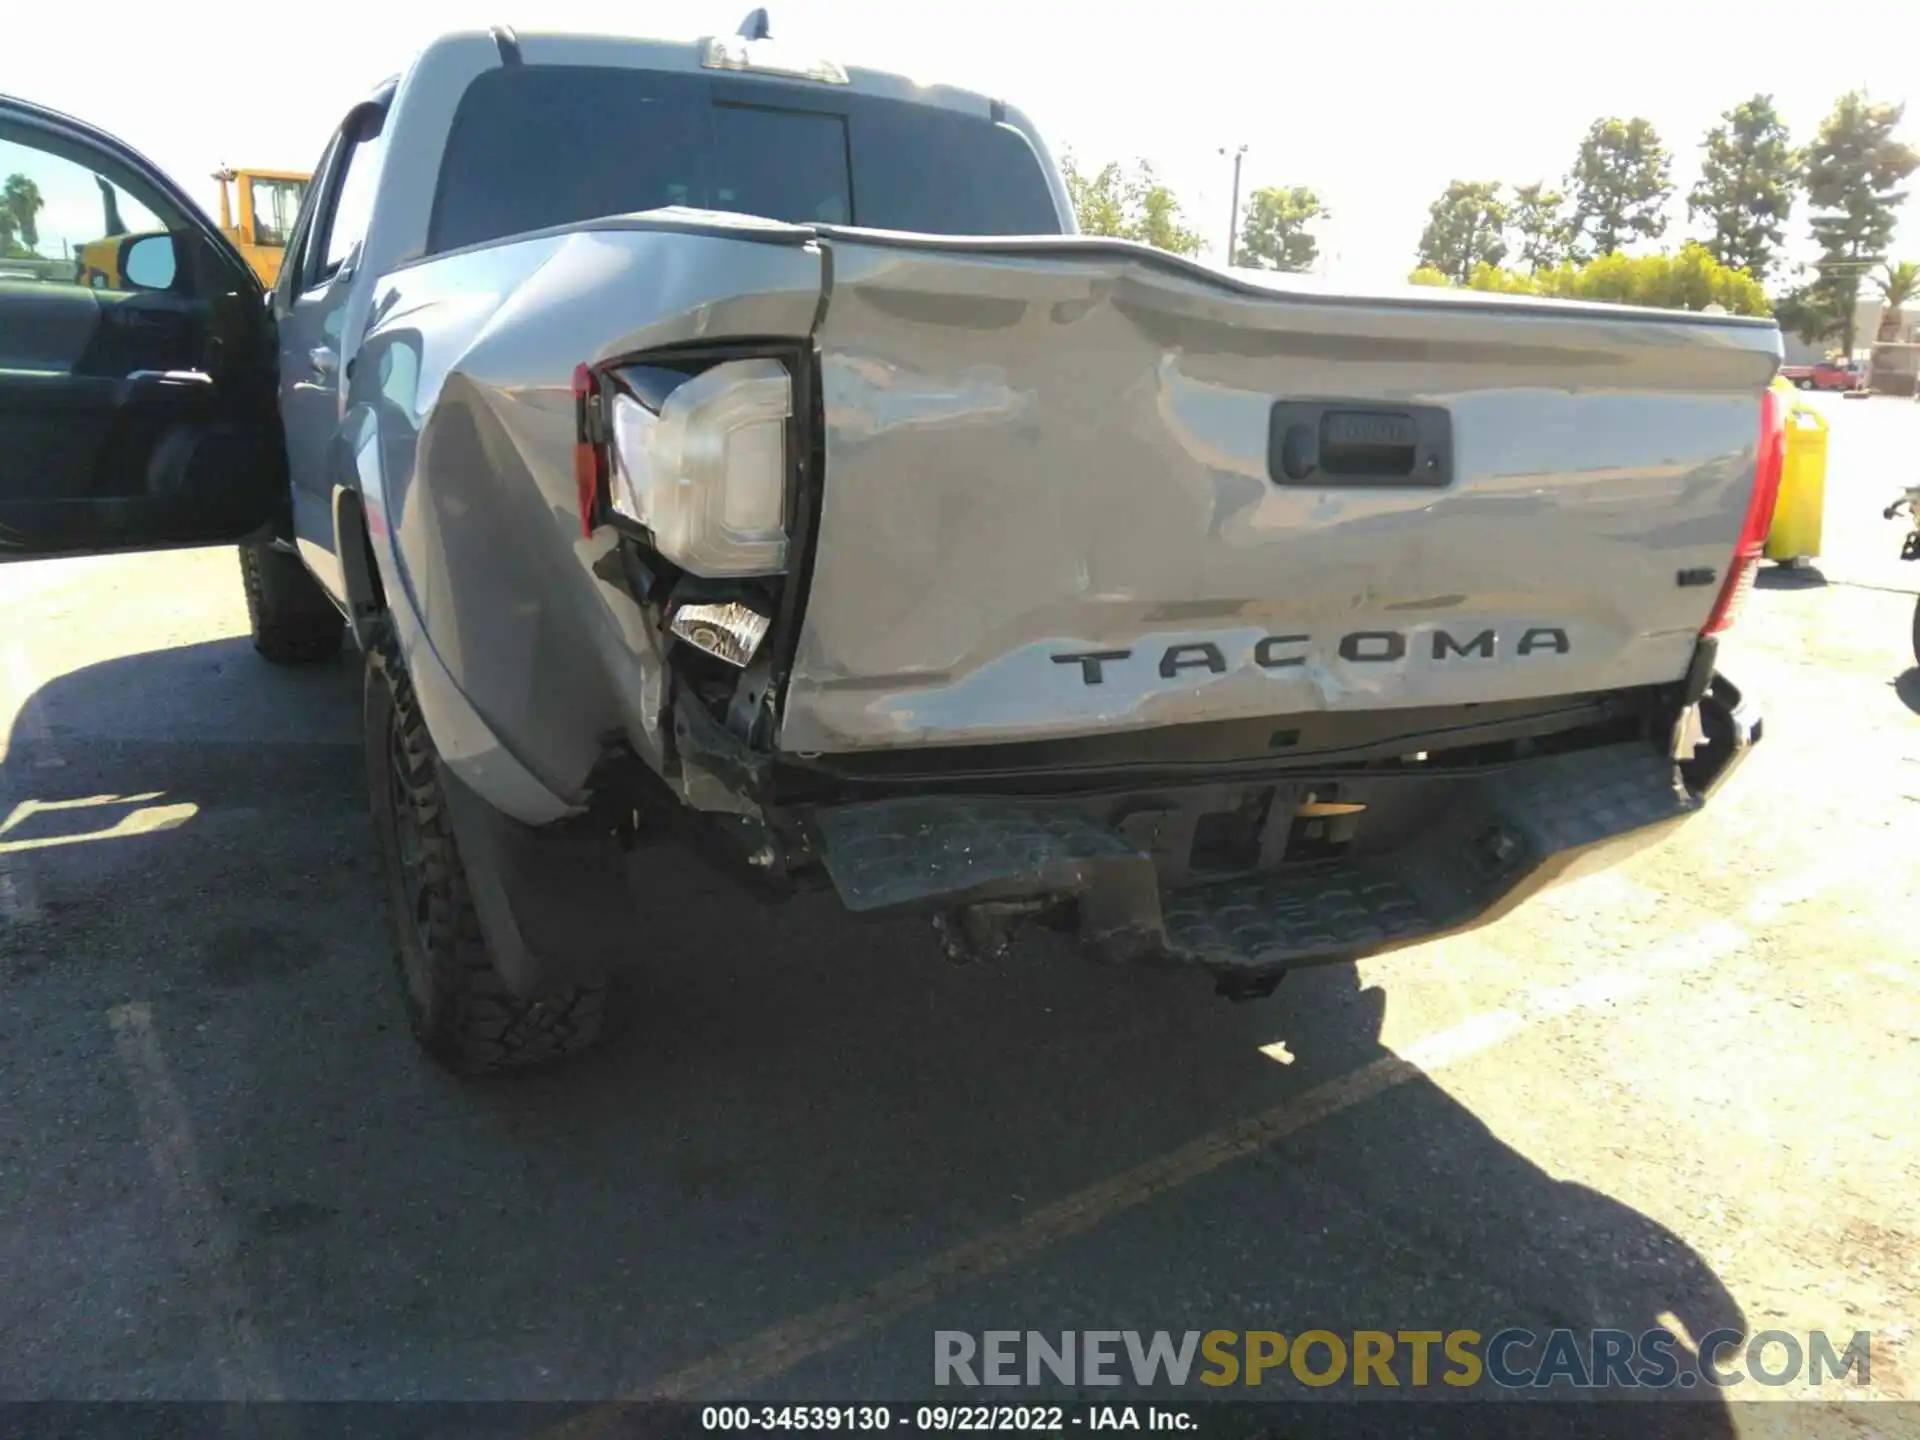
[3,390,1919,1435]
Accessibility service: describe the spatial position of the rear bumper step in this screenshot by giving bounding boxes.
[809,676,1760,979]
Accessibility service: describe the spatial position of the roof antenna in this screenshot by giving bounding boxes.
[737,7,771,39]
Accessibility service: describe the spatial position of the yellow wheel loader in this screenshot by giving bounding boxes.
[212,167,309,287]
[74,167,309,289]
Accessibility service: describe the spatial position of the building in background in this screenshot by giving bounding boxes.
[1781,295,1920,368]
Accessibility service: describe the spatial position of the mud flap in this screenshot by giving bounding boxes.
[437,764,637,998]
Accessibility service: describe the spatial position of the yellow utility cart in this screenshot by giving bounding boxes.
[1764,377,1829,566]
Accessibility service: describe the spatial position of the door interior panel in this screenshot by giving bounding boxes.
[0,279,226,503]
[0,103,282,558]
[0,280,104,367]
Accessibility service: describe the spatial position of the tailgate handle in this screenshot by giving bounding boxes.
[1270,401,1452,489]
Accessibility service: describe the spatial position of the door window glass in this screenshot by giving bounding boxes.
[0,132,177,293]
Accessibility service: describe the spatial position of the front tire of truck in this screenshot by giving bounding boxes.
[238,541,343,664]
[363,628,607,1074]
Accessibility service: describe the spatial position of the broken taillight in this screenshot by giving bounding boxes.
[572,362,607,540]
[604,358,793,577]
[1700,384,1788,637]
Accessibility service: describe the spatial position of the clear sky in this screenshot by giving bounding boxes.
[3,0,1915,287]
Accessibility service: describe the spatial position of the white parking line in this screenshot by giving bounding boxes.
[0,797,198,857]
[547,847,1868,1421]
[108,1003,285,1405]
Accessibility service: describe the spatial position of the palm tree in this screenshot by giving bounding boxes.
[1875,260,1918,340]
[1,173,44,256]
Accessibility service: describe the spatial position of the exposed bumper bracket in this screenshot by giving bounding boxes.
[809,677,1759,983]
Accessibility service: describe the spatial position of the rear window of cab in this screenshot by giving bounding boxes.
[426,64,1063,255]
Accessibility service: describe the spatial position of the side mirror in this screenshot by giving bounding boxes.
[119,233,179,293]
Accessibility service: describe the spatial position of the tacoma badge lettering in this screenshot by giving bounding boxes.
[1052,628,1572,685]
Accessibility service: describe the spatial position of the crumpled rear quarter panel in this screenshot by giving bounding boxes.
[360,223,822,805]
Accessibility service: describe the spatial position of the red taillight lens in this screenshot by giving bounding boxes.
[572,362,607,540]
[1700,385,1787,637]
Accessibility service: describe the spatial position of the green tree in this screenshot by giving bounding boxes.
[1566,117,1674,259]
[1135,182,1203,257]
[1663,243,1771,314]
[1773,278,1851,347]
[1062,156,1127,237]
[1509,182,1569,272]
[0,172,45,257]
[1687,95,1798,283]
[1415,180,1508,283]
[1060,156,1203,256]
[1407,245,1769,317]
[1465,262,1541,295]
[1877,259,1920,335]
[1235,185,1326,272]
[1802,92,1919,356]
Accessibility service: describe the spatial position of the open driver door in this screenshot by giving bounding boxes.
[0,96,283,561]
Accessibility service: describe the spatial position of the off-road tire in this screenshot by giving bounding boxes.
[238,541,343,663]
[1910,594,1920,673]
[364,628,607,1074]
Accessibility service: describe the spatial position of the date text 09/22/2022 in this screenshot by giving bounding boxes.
[700,1406,1189,1431]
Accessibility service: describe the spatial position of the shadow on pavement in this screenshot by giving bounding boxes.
[1895,669,1920,717]
[1755,562,1828,590]
[0,638,1744,1430]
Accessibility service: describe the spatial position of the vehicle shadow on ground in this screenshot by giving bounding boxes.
[0,639,1741,1431]
[1894,669,1920,717]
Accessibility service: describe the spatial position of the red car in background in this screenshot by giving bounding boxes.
[1780,359,1864,390]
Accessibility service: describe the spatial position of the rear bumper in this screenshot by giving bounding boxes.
[806,673,1761,982]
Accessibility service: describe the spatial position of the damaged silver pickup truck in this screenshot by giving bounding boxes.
[0,18,1781,1072]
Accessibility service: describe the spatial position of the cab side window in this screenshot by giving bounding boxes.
[0,129,185,295]
[274,133,336,310]
[308,110,387,289]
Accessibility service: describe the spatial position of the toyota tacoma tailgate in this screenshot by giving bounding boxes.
[782,232,1780,754]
